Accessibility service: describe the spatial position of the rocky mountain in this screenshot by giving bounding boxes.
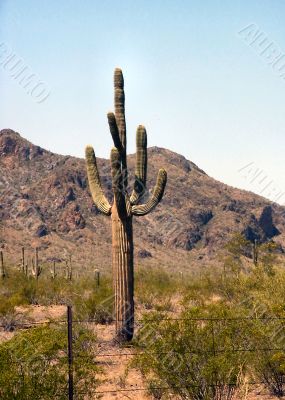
[1,128,284,273]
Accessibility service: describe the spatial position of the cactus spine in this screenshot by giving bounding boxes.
[0,250,5,279]
[31,248,42,279]
[85,68,167,341]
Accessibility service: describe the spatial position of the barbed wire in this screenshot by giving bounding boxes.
[76,380,270,395]
[2,314,285,329]
[2,314,285,396]
[74,346,285,358]
[6,345,285,367]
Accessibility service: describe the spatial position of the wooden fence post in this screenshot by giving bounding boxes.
[67,305,74,400]
[0,250,5,279]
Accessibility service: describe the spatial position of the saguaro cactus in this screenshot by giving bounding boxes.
[94,268,100,287]
[31,248,42,279]
[253,239,259,266]
[65,255,72,280]
[50,261,57,279]
[21,247,25,273]
[85,68,167,341]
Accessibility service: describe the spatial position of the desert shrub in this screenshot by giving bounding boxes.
[0,272,33,304]
[73,277,113,324]
[32,276,75,305]
[249,313,285,397]
[255,351,285,397]
[0,268,113,305]
[225,233,252,260]
[135,268,180,310]
[133,304,257,400]
[0,292,30,331]
[18,278,38,304]
[0,323,99,399]
[154,297,173,312]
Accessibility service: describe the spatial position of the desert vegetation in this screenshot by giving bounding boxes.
[0,324,98,400]
[1,233,285,398]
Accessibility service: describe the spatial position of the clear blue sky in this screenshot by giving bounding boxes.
[1,1,285,204]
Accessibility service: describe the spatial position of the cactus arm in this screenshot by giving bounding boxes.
[114,68,128,188]
[130,125,147,204]
[131,169,167,216]
[107,112,123,152]
[111,147,127,218]
[85,145,112,215]
[114,68,126,148]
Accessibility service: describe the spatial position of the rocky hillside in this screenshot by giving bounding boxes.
[1,129,284,272]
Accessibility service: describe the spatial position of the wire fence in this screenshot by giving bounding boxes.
[2,307,285,398]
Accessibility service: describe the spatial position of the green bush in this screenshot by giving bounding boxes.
[0,290,30,331]
[0,269,113,308]
[135,268,180,310]
[73,277,114,324]
[256,351,285,397]
[0,323,99,400]
[133,304,257,400]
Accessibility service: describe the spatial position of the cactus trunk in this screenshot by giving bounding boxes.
[112,204,134,341]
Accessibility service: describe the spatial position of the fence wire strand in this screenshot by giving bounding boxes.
[2,312,285,396]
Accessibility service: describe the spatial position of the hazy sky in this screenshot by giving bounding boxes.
[1,1,285,204]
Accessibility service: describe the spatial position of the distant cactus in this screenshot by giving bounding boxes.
[31,248,42,279]
[85,68,167,341]
[65,255,72,280]
[24,262,28,276]
[0,250,5,279]
[21,247,25,273]
[253,239,259,266]
[94,269,100,287]
[19,246,27,275]
[50,261,57,279]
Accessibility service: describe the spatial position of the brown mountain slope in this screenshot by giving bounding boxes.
[0,129,284,272]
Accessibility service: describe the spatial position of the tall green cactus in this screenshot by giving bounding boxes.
[85,68,167,341]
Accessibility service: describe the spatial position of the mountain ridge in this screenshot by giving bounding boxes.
[1,128,284,272]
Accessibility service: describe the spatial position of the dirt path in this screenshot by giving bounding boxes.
[90,324,150,399]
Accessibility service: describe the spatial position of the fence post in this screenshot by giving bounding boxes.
[0,250,6,279]
[67,305,74,400]
[0,250,5,279]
